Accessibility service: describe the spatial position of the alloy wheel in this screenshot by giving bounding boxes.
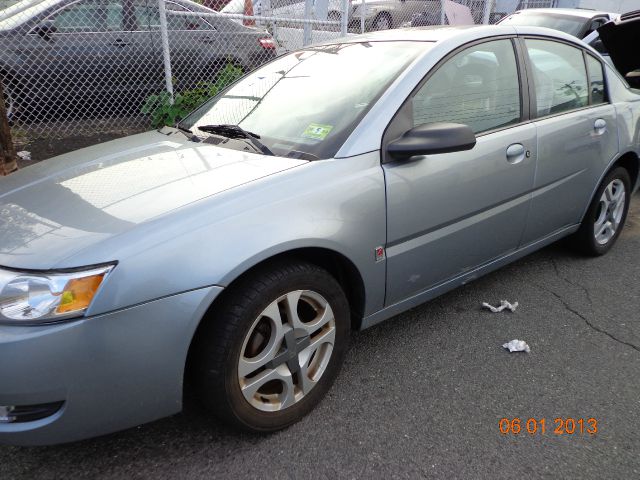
[594,178,626,245]
[238,289,336,412]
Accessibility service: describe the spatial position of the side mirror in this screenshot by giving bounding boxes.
[34,20,57,40]
[386,122,476,161]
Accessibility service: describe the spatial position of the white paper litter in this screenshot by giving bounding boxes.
[502,339,530,353]
[482,300,519,313]
[17,151,31,161]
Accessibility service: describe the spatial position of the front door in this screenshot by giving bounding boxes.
[383,38,536,306]
[19,0,136,114]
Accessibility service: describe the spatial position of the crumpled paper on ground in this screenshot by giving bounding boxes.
[482,300,519,313]
[17,151,31,161]
[502,339,530,353]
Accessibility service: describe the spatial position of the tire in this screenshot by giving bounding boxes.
[1,79,17,123]
[571,166,631,256]
[373,13,392,31]
[193,260,350,432]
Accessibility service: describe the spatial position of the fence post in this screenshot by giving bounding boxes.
[157,0,174,103]
[440,0,446,25]
[341,0,348,36]
[0,80,18,176]
[482,0,494,24]
[303,0,312,46]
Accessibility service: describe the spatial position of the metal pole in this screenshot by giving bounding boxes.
[303,0,312,46]
[440,0,446,25]
[360,0,365,33]
[0,80,18,176]
[482,0,494,24]
[341,0,348,36]
[157,0,174,103]
[262,0,271,24]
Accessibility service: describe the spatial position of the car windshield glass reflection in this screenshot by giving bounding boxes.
[181,41,429,159]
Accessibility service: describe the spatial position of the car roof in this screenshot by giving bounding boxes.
[510,8,617,19]
[329,24,601,157]
[320,24,585,45]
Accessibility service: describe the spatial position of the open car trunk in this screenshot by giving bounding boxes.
[598,10,640,88]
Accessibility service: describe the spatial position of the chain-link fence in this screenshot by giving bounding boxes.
[0,0,556,139]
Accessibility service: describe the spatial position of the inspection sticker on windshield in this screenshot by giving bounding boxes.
[302,123,333,140]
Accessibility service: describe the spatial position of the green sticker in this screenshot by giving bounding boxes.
[302,123,333,140]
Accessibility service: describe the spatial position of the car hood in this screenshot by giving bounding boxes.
[597,12,640,78]
[0,129,307,270]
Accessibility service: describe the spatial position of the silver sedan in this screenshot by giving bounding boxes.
[1,24,639,445]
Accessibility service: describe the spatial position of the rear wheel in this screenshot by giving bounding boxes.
[193,260,350,432]
[373,13,392,31]
[571,167,631,256]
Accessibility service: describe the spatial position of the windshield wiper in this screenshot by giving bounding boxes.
[197,124,274,156]
[174,124,202,142]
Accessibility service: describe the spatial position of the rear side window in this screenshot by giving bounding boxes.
[525,39,589,117]
[410,39,521,134]
[586,54,606,105]
[137,1,215,31]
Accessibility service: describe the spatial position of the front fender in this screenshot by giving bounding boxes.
[70,152,387,318]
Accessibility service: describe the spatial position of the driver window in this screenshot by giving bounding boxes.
[411,39,521,134]
[50,0,124,32]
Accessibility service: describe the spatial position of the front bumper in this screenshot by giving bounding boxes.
[0,285,222,446]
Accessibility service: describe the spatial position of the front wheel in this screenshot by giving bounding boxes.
[193,260,350,432]
[1,80,17,123]
[571,166,631,256]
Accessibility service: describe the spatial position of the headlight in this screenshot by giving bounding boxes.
[0,264,114,325]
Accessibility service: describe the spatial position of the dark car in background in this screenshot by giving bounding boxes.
[0,0,276,121]
[497,8,617,39]
[585,10,640,89]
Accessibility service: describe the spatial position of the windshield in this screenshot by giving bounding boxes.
[181,41,430,159]
[499,12,586,37]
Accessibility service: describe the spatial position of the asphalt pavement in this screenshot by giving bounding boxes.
[2,197,640,479]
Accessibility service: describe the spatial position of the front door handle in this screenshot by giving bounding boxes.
[594,118,607,135]
[506,143,526,164]
[111,38,130,47]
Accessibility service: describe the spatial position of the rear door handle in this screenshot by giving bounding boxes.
[594,118,607,135]
[506,143,527,164]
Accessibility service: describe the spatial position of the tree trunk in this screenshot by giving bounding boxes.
[0,79,18,176]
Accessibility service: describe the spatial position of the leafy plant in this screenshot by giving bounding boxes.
[142,63,243,128]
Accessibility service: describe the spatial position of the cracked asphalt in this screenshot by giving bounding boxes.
[2,197,640,480]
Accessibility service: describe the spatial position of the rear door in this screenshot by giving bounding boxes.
[519,38,618,244]
[382,38,536,305]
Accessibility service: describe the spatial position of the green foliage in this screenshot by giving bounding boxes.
[142,63,243,128]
